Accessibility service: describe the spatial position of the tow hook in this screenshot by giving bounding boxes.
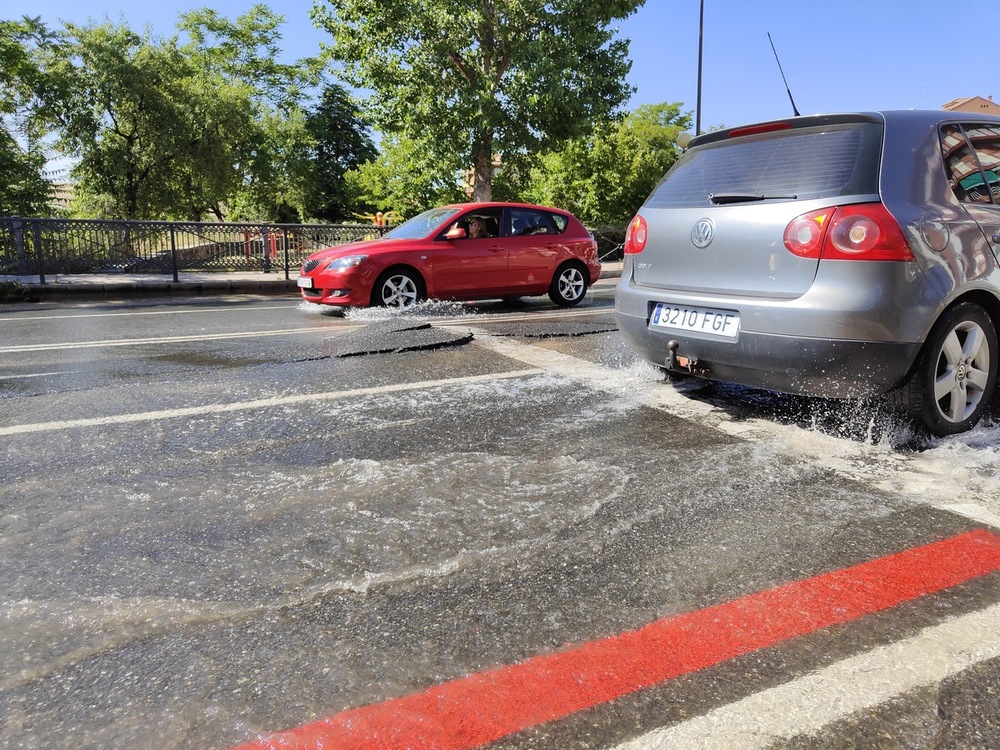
[665,340,710,377]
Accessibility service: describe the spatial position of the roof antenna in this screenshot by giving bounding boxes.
[768,32,801,117]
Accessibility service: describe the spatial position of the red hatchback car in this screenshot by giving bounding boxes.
[297,202,601,308]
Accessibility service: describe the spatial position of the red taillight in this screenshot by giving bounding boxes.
[783,203,913,261]
[625,215,648,254]
[784,209,830,258]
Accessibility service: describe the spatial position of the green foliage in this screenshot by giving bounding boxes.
[171,5,324,221]
[18,8,333,222]
[344,134,465,219]
[314,0,645,201]
[302,84,377,221]
[0,17,59,216]
[523,102,691,225]
[0,125,51,216]
[3,4,679,227]
[0,280,37,303]
[47,22,195,220]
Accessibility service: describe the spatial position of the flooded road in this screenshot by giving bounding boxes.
[2,282,999,749]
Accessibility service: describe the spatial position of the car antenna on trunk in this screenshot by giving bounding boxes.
[768,32,801,117]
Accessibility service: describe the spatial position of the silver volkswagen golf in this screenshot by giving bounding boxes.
[615,110,1000,436]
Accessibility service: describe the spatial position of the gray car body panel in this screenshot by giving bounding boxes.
[615,110,1000,399]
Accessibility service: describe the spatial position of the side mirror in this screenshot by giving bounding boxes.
[445,226,467,240]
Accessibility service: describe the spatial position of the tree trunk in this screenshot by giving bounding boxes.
[472,133,493,202]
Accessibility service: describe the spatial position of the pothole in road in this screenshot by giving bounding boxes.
[327,320,474,358]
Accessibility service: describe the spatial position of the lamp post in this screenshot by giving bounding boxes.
[696,0,704,135]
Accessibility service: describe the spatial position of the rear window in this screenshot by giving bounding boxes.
[646,123,883,208]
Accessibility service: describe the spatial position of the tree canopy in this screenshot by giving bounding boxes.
[345,134,466,219]
[524,102,691,225]
[3,7,375,222]
[313,0,646,201]
[2,3,691,228]
[33,8,323,221]
[303,84,377,221]
[0,18,58,216]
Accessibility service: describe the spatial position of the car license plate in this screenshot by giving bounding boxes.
[650,303,740,338]
[297,277,314,288]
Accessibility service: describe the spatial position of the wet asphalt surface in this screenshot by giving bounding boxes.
[2,281,1000,749]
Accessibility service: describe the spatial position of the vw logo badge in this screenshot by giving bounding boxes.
[691,218,715,248]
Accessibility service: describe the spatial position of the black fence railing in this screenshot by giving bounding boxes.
[589,224,627,263]
[0,217,391,283]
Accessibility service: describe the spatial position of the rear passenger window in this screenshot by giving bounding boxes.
[647,122,882,207]
[942,124,1000,204]
[509,208,558,236]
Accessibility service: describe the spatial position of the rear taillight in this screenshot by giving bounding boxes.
[783,203,913,261]
[624,215,648,254]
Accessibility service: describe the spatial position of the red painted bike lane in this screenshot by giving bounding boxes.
[233,529,1000,750]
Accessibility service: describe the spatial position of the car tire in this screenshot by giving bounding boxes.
[902,302,998,436]
[548,262,588,307]
[373,268,424,308]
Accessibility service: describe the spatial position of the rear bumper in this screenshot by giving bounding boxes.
[614,261,932,398]
[616,305,920,397]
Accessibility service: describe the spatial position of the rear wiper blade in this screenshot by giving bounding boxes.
[709,192,797,205]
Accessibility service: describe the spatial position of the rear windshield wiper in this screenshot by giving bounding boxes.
[709,192,797,205]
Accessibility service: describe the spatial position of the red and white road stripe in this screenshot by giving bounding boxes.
[233,529,1000,750]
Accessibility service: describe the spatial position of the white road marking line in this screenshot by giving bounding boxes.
[0,368,542,436]
[933,503,1000,531]
[469,331,1000,530]
[0,326,346,353]
[0,371,75,380]
[0,306,608,353]
[614,602,1000,750]
[0,305,293,322]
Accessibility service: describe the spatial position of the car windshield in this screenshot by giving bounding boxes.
[647,122,883,208]
[383,207,462,240]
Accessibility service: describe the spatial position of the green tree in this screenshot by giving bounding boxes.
[175,5,324,222]
[46,22,197,220]
[313,0,644,201]
[302,84,377,222]
[525,102,691,225]
[344,134,465,219]
[0,17,58,216]
[29,7,325,221]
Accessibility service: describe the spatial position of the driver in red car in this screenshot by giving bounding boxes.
[468,216,491,238]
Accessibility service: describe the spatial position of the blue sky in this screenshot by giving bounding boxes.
[18,0,996,131]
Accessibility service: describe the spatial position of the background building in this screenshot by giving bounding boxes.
[942,96,1000,115]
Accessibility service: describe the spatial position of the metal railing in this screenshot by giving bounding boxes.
[589,224,626,263]
[0,217,391,283]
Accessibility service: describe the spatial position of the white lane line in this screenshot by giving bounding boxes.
[933,503,1000,531]
[0,368,542,436]
[469,331,1000,530]
[0,307,609,353]
[0,371,76,380]
[0,305,293,322]
[614,602,1000,750]
[0,326,348,353]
